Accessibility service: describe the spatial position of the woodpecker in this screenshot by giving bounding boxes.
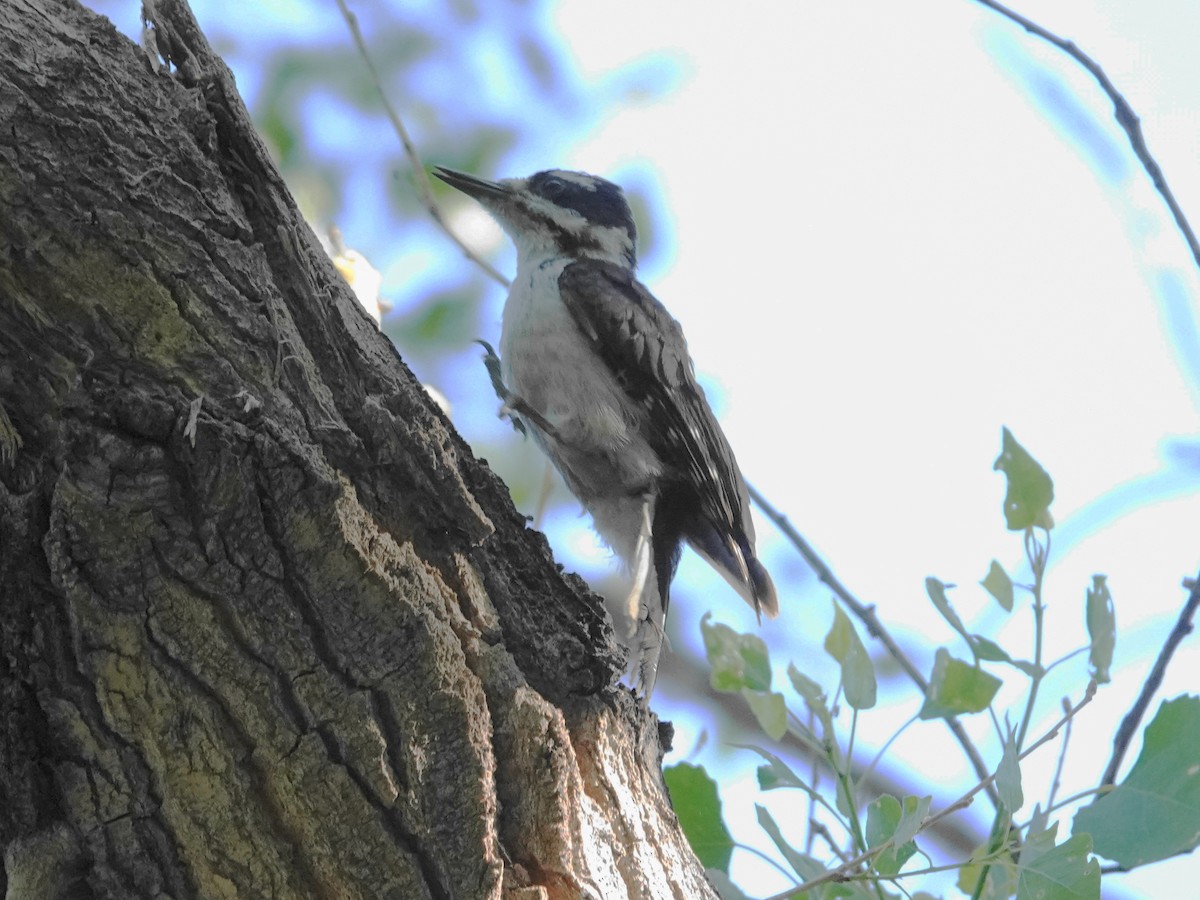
[434,166,777,696]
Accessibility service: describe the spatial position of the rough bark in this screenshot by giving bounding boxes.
[0,1,715,897]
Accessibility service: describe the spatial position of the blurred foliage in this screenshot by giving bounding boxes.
[249,12,556,222]
[664,762,736,873]
[394,287,480,353]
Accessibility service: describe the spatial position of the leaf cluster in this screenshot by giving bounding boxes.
[666,429,1199,900]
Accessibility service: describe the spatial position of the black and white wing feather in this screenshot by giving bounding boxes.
[557,258,777,618]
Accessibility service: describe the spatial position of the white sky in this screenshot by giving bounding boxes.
[546,2,1200,897]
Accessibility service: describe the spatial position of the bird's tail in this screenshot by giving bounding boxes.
[689,526,778,622]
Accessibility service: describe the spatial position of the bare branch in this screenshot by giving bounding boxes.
[748,484,998,808]
[334,0,510,287]
[1101,571,1200,786]
[973,0,1200,273]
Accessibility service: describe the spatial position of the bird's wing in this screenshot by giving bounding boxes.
[557,259,777,617]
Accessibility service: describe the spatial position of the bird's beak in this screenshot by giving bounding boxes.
[432,167,510,201]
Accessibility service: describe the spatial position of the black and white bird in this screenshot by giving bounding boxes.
[434,166,777,696]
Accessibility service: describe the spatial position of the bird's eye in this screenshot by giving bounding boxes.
[541,177,566,198]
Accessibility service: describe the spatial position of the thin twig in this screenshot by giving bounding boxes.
[747,484,998,807]
[1099,845,1199,876]
[334,0,510,287]
[805,708,820,856]
[734,841,800,884]
[841,853,1017,883]
[1046,696,1074,812]
[1041,644,1089,676]
[810,819,851,864]
[860,713,920,791]
[1100,571,1200,786]
[972,0,1200,273]
[1015,527,1049,751]
[1019,784,1110,825]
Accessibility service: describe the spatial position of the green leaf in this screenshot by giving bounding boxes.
[823,603,877,709]
[701,613,772,692]
[742,689,787,741]
[741,744,805,791]
[996,730,1024,814]
[1021,821,1061,867]
[1027,803,1050,838]
[925,577,970,642]
[663,763,734,873]
[828,885,891,900]
[969,635,1041,677]
[865,794,901,848]
[982,560,1015,611]
[970,636,1011,662]
[394,291,475,350]
[1085,575,1115,684]
[823,602,852,661]
[1074,695,1200,867]
[993,427,1054,531]
[1017,831,1100,900]
[834,770,856,819]
[865,794,918,876]
[705,869,750,900]
[787,662,825,710]
[919,648,1002,719]
[755,804,825,880]
[892,795,932,847]
[787,662,829,716]
[959,854,1017,900]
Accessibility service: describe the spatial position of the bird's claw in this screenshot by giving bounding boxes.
[475,339,563,441]
[476,339,526,435]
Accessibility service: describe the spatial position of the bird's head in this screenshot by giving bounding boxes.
[434,167,637,269]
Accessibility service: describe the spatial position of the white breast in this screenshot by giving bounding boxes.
[499,257,574,406]
[497,255,662,534]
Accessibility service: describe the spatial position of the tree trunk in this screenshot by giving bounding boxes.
[0,1,713,897]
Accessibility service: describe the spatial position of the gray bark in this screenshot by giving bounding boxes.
[0,1,715,897]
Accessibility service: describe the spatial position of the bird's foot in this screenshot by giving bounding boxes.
[475,340,562,440]
[630,616,665,699]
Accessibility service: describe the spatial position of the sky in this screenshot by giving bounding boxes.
[87,1,1200,896]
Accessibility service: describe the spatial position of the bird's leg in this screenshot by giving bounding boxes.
[476,340,560,440]
[626,494,666,698]
[624,495,655,637]
[633,604,666,699]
